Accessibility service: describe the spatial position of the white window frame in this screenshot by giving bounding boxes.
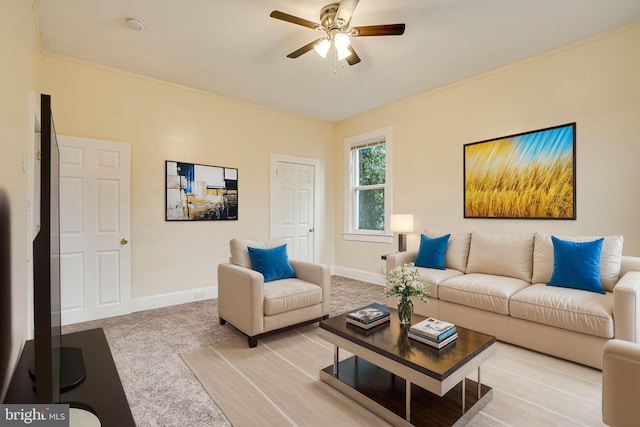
[343,126,393,243]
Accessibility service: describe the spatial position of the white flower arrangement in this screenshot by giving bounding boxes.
[385,263,430,302]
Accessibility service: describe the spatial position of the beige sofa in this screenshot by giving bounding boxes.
[386,231,640,369]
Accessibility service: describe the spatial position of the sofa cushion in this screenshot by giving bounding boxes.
[263,278,322,316]
[547,236,605,294]
[466,232,534,281]
[415,234,450,270]
[510,283,614,338]
[230,238,285,269]
[438,273,531,315]
[532,233,623,292]
[425,230,471,272]
[248,244,296,283]
[414,266,465,299]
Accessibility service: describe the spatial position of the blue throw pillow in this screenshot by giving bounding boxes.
[414,234,450,270]
[247,244,296,283]
[547,236,605,294]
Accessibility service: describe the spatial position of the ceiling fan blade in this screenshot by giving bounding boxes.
[286,38,324,59]
[352,24,406,37]
[336,0,360,26]
[346,46,361,66]
[270,10,320,30]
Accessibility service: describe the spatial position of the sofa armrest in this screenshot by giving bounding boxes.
[613,271,640,342]
[620,255,640,277]
[602,339,640,427]
[290,260,331,315]
[217,263,264,336]
[385,251,418,277]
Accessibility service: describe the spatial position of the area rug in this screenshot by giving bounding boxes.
[181,324,605,427]
[181,324,388,426]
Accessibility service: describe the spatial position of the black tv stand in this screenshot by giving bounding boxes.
[28,346,87,392]
[4,328,135,427]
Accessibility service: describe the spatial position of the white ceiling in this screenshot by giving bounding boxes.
[33,0,640,122]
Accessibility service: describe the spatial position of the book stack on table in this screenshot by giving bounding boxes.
[346,303,390,329]
[409,317,457,348]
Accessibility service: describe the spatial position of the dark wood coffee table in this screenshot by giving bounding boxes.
[319,309,495,426]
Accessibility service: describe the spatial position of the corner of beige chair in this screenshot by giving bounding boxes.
[602,339,640,427]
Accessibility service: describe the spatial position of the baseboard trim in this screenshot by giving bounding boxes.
[333,266,386,286]
[131,286,218,313]
[62,306,132,326]
[124,267,383,314]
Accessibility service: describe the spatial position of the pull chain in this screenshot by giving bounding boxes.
[332,48,346,75]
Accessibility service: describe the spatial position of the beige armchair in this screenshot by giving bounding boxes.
[218,239,330,347]
[602,339,640,426]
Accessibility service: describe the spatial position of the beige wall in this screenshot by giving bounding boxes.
[0,0,41,397]
[335,23,640,275]
[39,56,336,300]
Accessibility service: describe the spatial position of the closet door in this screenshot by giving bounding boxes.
[58,135,131,324]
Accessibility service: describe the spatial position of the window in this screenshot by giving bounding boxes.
[344,127,393,243]
[354,142,385,231]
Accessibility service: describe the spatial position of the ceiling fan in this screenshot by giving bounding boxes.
[270,0,405,66]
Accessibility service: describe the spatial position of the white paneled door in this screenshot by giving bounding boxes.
[58,136,131,324]
[271,156,317,263]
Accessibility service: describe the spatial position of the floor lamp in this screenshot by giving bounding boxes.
[390,214,414,252]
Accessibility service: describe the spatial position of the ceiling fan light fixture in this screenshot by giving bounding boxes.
[334,32,351,49]
[336,44,352,61]
[314,39,331,58]
[270,3,405,67]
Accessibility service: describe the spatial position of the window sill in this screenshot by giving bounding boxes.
[343,232,393,244]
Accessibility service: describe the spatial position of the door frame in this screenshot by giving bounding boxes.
[270,153,321,264]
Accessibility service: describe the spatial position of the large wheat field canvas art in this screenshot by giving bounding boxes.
[464,123,576,219]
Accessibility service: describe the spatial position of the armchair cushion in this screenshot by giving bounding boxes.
[230,238,285,268]
[248,244,296,282]
[263,278,323,315]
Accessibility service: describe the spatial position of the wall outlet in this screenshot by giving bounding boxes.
[194,291,205,299]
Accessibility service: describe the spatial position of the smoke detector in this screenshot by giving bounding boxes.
[126,17,145,31]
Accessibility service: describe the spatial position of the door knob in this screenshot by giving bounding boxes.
[308,228,315,232]
[120,238,129,245]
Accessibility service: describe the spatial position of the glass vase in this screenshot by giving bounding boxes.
[397,297,413,325]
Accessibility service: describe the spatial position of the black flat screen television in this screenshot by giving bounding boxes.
[31,94,86,403]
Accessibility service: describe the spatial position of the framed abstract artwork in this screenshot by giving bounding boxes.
[464,123,576,219]
[165,160,238,221]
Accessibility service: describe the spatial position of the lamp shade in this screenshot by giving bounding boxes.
[334,32,350,49]
[336,45,352,61]
[390,214,414,233]
[314,39,331,58]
